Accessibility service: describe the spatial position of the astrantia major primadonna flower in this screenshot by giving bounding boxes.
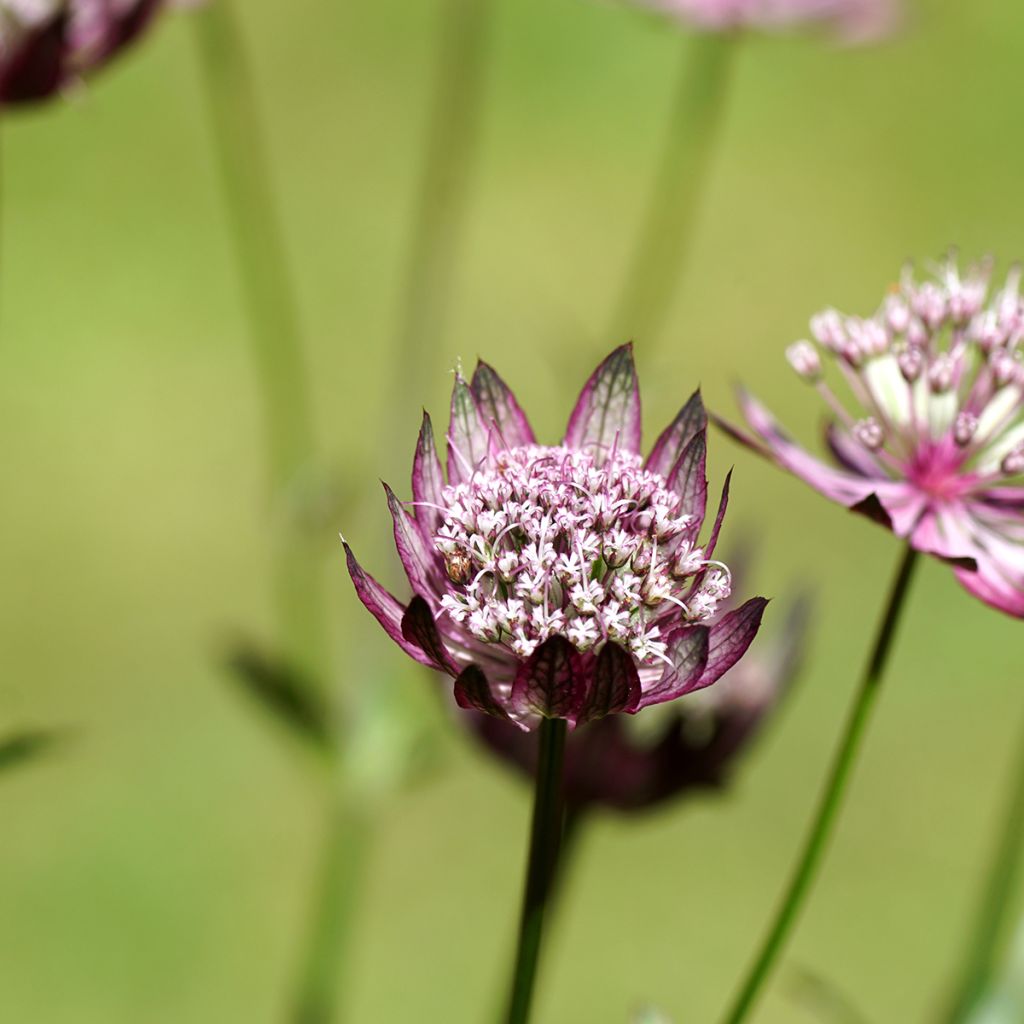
[731,255,1024,618]
[344,345,767,732]
[625,0,895,39]
[0,0,192,103]
[468,554,807,810]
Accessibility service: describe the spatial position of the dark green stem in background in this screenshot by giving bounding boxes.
[504,718,568,1024]
[291,795,372,1024]
[719,546,920,1024]
[943,704,1024,1023]
[391,0,493,417]
[609,32,736,348]
[192,2,326,680]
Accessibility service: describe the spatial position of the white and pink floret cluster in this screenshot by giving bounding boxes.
[434,445,731,669]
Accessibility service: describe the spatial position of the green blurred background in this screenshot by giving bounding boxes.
[2,0,1024,1020]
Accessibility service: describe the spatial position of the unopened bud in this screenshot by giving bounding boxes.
[810,309,845,350]
[954,412,978,446]
[1001,444,1024,476]
[992,350,1020,388]
[898,347,924,382]
[785,341,822,381]
[885,295,911,334]
[853,417,885,451]
[928,354,956,393]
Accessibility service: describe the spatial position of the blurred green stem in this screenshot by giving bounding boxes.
[192,2,326,680]
[609,32,736,347]
[392,0,492,418]
[504,718,568,1024]
[943,704,1024,1023]
[719,546,920,1024]
[291,792,372,1024]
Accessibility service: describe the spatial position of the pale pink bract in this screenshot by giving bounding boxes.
[345,345,767,732]
[729,255,1024,618]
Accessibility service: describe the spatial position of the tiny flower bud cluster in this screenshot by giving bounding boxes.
[788,256,1024,485]
[434,445,730,665]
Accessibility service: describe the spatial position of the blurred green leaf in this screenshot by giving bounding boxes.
[0,730,60,775]
[964,916,1024,1024]
[225,640,335,755]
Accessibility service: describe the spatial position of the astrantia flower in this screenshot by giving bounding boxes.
[730,255,1024,618]
[626,0,895,39]
[345,345,767,731]
[0,0,191,103]
[468,553,807,810]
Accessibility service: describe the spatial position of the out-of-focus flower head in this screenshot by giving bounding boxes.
[345,344,767,733]
[728,253,1024,618]
[468,548,807,811]
[0,0,193,104]
[626,0,896,41]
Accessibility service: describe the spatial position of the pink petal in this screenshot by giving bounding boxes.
[453,664,518,724]
[400,596,461,676]
[412,412,446,536]
[384,483,446,600]
[646,390,706,479]
[635,625,709,710]
[564,344,642,459]
[471,361,535,449]
[510,636,587,725]
[695,597,769,692]
[576,642,641,724]
[447,372,489,485]
[342,541,435,668]
[667,430,707,532]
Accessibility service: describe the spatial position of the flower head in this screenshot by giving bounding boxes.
[345,345,767,731]
[0,0,192,104]
[730,254,1024,618]
[467,550,807,811]
[625,0,896,39]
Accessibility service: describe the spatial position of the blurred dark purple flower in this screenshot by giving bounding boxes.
[344,344,766,733]
[0,0,193,104]
[467,554,807,812]
[728,254,1024,619]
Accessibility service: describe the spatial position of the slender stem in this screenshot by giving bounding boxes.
[943,703,1024,1023]
[609,32,736,347]
[504,718,569,1024]
[391,0,492,421]
[291,794,373,1024]
[719,546,920,1024]
[191,2,326,680]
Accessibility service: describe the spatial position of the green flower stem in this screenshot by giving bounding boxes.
[392,0,493,418]
[943,704,1024,1023]
[191,2,326,680]
[609,32,737,347]
[719,545,920,1024]
[504,718,569,1024]
[291,793,373,1024]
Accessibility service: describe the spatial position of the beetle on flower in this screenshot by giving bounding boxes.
[727,254,1024,618]
[344,345,767,731]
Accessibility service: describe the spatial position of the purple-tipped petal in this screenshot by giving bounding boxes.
[447,372,489,484]
[454,664,516,722]
[668,429,708,531]
[696,597,768,690]
[412,412,446,536]
[577,642,641,724]
[646,390,706,478]
[636,626,709,709]
[385,483,446,599]
[343,541,435,669]
[703,470,731,561]
[564,344,642,459]
[471,361,535,449]
[510,636,586,723]
[401,596,460,676]
[825,422,884,477]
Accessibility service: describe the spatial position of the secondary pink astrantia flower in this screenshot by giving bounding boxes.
[0,0,192,104]
[730,256,1024,618]
[345,345,767,731]
[630,0,894,39]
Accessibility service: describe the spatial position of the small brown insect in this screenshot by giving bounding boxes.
[445,549,474,585]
